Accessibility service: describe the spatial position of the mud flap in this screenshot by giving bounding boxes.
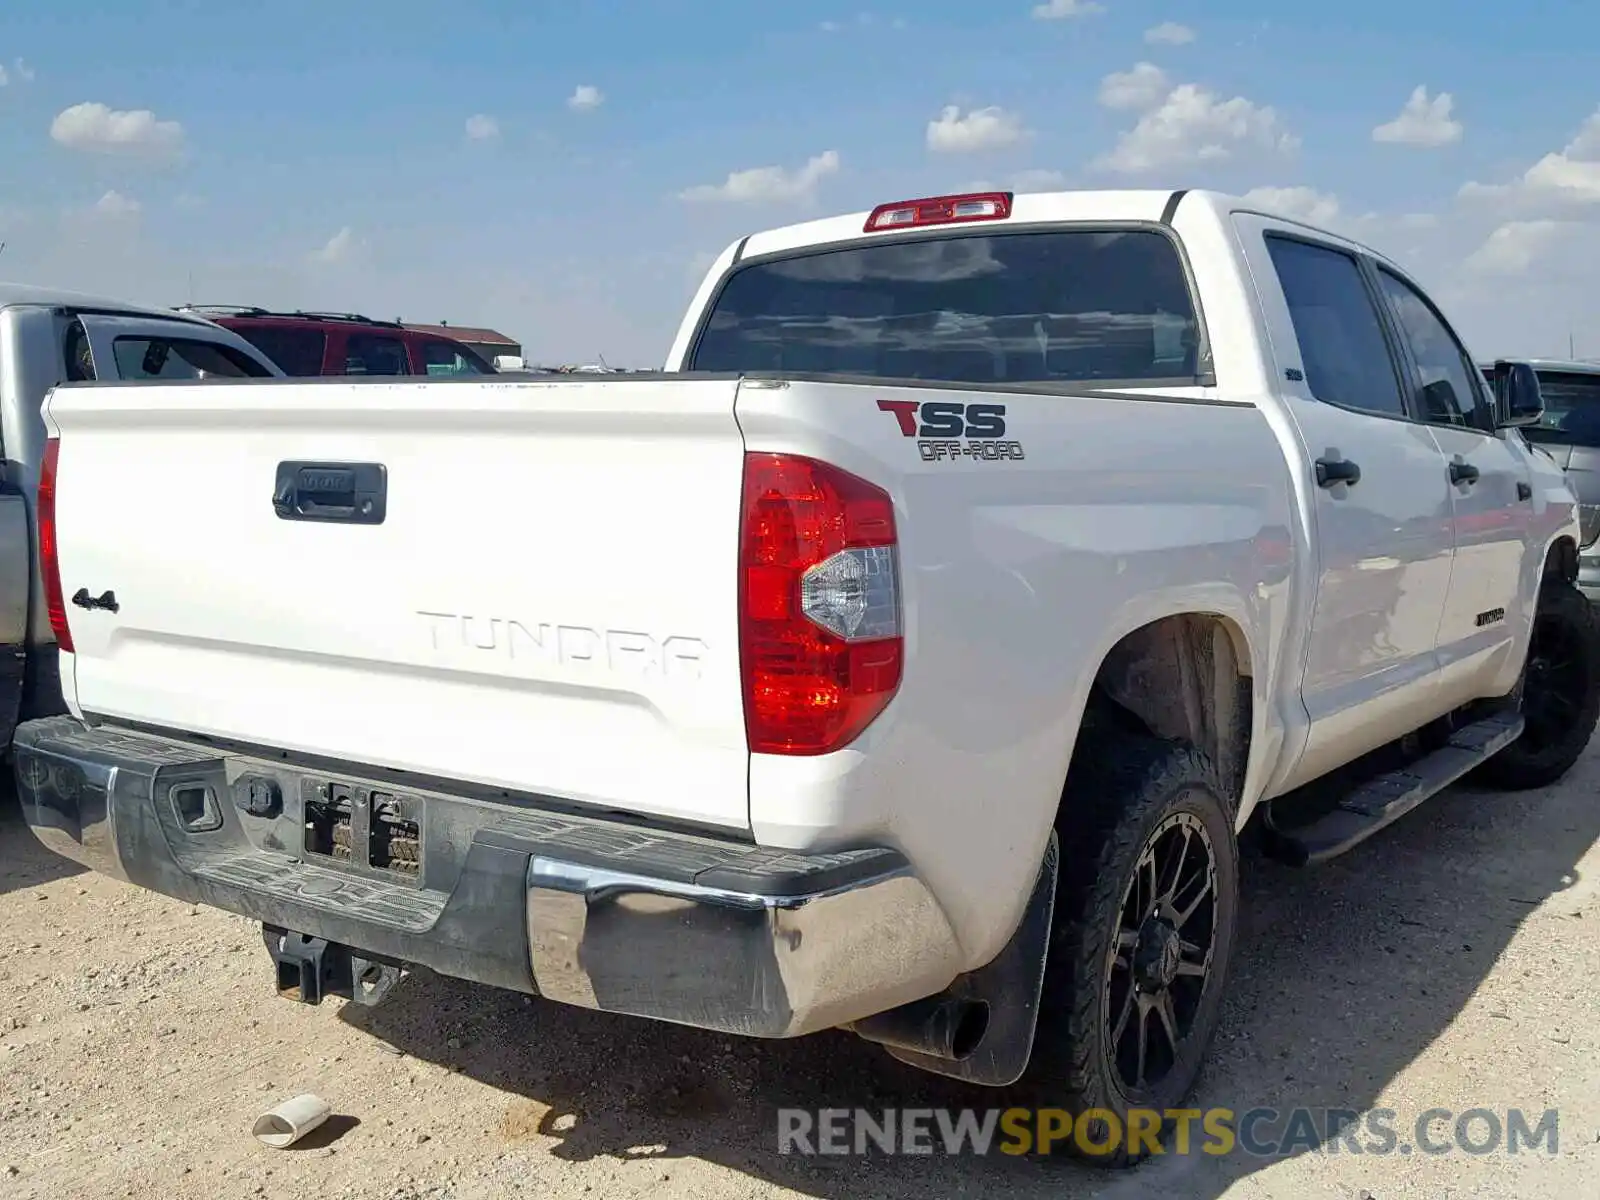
[879,831,1059,1088]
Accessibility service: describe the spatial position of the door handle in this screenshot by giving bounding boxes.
[1449,460,1480,486]
[272,461,387,525]
[1315,458,1361,489]
[1517,481,1533,502]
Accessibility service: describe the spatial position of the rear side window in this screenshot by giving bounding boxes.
[234,327,327,376]
[346,334,408,376]
[1265,236,1407,419]
[690,229,1202,384]
[111,337,272,380]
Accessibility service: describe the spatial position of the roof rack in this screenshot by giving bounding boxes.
[176,304,271,316]
[174,305,402,328]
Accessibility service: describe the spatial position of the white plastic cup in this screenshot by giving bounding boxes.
[252,1093,332,1149]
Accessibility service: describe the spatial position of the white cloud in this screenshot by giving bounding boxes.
[1372,86,1463,148]
[1461,108,1600,206]
[464,114,500,141]
[567,85,604,113]
[310,227,361,265]
[50,102,185,162]
[92,190,140,219]
[1463,219,1577,275]
[1031,0,1104,18]
[1097,63,1170,112]
[926,105,1029,154]
[0,58,35,86]
[1145,22,1196,45]
[1240,186,1340,226]
[679,150,841,204]
[821,19,840,31]
[1098,82,1299,172]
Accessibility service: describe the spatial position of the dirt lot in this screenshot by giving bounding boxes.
[3,744,1600,1200]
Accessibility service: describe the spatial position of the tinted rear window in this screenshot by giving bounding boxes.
[689,229,1201,384]
[111,337,272,380]
[235,327,327,376]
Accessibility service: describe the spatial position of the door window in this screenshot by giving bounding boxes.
[234,326,327,376]
[1264,236,1407,419]
[1375,269,1482,428]
[345,335,408,375]
[417,340,491,376]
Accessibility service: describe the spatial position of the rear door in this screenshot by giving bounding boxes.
[46,376,753,831]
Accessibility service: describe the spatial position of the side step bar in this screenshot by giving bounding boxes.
[1262,711,1523,867]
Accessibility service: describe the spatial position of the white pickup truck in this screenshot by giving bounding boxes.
[15,189,1599,1165]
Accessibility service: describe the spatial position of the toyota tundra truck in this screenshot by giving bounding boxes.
[14,190,1598,1166]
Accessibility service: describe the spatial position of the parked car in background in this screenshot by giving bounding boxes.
[0,283,280,754]
[175,307,497,378]
[1481,358,1600,601]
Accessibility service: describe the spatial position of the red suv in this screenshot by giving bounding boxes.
[175,307,497,378]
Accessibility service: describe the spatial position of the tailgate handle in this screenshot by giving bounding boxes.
[273,461,387,525]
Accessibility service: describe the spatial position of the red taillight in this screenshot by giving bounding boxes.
[863,191,1013,233]
[37,437,72,653]
[739,452,903,756]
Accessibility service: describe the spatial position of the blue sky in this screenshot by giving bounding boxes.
[2,0,1599,364]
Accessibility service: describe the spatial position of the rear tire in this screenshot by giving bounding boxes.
[1478,577,1600,790]
[1024,734,1239,1167]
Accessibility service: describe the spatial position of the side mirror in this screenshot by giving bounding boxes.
[1491,360,1545,428]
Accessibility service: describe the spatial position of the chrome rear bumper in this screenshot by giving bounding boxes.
[13,715,965,1038]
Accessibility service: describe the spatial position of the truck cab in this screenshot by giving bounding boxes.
[0,284,280,747]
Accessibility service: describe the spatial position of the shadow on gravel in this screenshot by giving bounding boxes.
[0,778,84,896]
[342,768,1600,1199]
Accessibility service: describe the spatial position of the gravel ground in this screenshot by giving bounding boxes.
[3,741,1599,1200]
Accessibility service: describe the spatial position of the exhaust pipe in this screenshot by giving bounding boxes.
[850,994,991,1062]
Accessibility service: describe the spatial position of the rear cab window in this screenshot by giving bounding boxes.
[111,336,272,380]
[689,228,1204,385]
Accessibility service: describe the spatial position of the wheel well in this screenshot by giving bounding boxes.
[1545,536,1578,585]
[1081,614,1254,807]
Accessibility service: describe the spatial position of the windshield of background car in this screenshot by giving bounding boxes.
[1525,371,1600,445]
[688,228,1203,385]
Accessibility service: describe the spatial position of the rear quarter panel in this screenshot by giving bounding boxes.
[736,378,1296,969]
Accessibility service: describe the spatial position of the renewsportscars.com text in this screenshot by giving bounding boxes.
[776,1106,1561,1158]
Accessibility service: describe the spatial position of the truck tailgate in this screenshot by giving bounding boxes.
[45,376,752,831]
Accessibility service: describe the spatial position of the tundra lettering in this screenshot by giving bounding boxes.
[417,611,707,680]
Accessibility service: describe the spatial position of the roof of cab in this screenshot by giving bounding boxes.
[732,187,1394,267]
[1505,358,1600,375]
[0,281,217,327]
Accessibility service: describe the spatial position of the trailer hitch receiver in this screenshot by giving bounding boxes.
[262,925,404,1007]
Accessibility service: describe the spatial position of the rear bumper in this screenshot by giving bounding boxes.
[12,716,963,1038]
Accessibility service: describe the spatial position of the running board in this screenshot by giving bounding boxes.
[1262,712,1523,867]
